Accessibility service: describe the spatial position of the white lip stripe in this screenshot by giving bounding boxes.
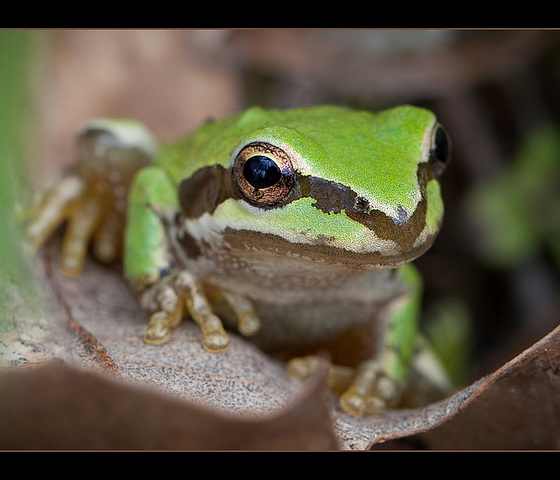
[183,206,400,258]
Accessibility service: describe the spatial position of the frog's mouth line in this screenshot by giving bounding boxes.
[177,163,435,254]
[220,226,437,271]
[167,220,437,273]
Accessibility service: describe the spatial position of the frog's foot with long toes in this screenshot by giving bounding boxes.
[140,271,260,352]
[288,355,402,416]
[24,119,157,276]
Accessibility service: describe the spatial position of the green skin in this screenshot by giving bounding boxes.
[127,106,443,277]
[29,105,449,416]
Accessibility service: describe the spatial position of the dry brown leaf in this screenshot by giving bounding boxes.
[2,238,560,449]
[229,30,553,102]
[0,360,338,450]
[397,323,560,449]
[0,244,338,450]
[3,228,560,451]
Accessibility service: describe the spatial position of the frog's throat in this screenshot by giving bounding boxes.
[178,163,436,254]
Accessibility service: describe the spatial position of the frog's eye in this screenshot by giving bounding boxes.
[233,142,295,206]
[429,124,451,178]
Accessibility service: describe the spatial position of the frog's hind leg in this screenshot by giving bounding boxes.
[288,334,454,416]
[336,264,423,416]
[288,354,402,415]
[288,264,426,416]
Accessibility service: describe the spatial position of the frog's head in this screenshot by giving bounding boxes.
[179,105,449,271]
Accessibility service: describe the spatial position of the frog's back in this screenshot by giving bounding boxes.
[154,106,340,182]
[154,105,434,193]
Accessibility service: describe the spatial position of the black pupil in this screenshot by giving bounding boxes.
[433,127,449,164]
[243,155,282,189]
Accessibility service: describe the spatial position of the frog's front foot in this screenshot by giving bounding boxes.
[24,119,157,276]
[288,356,402,416]
[24,167,94,276]
[140,270,260,352]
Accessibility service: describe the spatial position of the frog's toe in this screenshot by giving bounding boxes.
[221,290,260,336]
[92,210,124,264]
[176,272,230,353]
[141,282,183,345]
[25,174,85,253]
[287,355,321,379]
[339,362,401,416]
[199,317,230,352]
[287,355,355,395]
[60,196,106,276]
[144,311,173,345]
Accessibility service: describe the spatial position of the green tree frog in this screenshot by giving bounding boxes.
[26,105,451,416]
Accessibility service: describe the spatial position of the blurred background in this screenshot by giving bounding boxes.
[2,29,560,384]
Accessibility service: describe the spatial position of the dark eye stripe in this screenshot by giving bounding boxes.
[179,161,432,249]
[298,164,431,251]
